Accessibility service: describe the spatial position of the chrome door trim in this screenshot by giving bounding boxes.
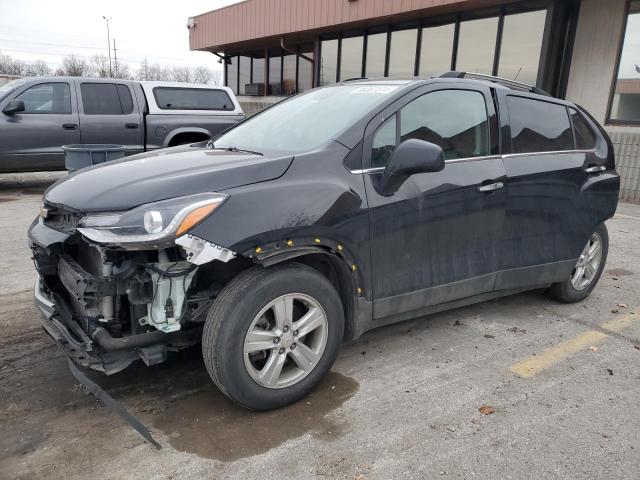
[502,149,596,159]
[349,167,386,174]
[350,149,598,175]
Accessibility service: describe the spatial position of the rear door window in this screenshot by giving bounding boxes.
[16,82,71,114]
[153,87,234,111]
[80,83,134,115]
[569,108,597,150]
[507,96,574,153]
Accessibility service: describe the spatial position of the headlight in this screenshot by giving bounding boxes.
[77,193,227,247]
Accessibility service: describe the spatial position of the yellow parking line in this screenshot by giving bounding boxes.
[510,313,636,379]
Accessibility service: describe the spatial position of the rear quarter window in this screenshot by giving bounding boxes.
[153,87,234,111]
[507,96,574,154]
[569,108,597,150]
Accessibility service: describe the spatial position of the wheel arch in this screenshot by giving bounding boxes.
[246,242,363,342]
[163,127,212,147]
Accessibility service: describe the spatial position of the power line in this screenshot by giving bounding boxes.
[0,36,104,50]
[0,36,210,63]
[0,48,220,70]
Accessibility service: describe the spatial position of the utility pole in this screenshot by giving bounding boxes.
[113,39,118,77]
[102,16,112,77]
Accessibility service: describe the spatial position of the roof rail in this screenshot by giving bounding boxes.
[434,71,550,96]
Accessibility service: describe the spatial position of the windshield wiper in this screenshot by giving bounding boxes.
[206,140,263,156]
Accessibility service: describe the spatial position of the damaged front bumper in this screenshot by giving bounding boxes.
[34,275,202,374]
[29,215,207,375]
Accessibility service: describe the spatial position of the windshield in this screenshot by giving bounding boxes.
[0,78,28,103]
[214,84,400,152]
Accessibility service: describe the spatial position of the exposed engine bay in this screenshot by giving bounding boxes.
[32,217,247,374]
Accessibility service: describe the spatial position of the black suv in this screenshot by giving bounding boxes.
[29,73,620,410]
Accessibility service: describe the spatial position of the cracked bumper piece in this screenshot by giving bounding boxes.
[34,275,202,374]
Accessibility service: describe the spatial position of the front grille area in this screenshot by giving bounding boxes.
[43,205,81,234]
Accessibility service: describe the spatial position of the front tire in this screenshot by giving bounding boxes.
[547,223,609,303]
[202,262,344,410]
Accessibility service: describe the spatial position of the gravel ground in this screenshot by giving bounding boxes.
[0,172,639,480]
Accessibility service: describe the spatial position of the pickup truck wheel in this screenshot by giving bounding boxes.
[202,262,344,410]
[547,223,608,303]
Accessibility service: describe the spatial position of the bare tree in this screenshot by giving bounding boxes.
[136,59,172,81]
[56,54,88,76]
[0,52,26,75]
[136,58,152,80]
[171,66,193,83]
[192,66,213,84]
[25,60,52,76]
[112,59,132,79]
[210,69,223,86]
[89,54,110,78]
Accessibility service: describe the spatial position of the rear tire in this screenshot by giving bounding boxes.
[202,262,344,410]
[547,223,608,303]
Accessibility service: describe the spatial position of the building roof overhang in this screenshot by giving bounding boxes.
[189,0,526,55]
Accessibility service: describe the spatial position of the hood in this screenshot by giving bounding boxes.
[44,145,293,212]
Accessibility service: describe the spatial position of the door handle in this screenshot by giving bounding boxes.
[125,123,139,129]
[477,181,504,193]
[62,123,78,130]
[584,165,606,173]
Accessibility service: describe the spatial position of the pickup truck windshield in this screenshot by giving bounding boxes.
[214,84,399,152]
[0,78,28,103]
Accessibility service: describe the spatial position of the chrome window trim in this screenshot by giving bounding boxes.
[502,148,597,159]
[445,154,502,164]
[350,149,597,174]
[350,167,386,174]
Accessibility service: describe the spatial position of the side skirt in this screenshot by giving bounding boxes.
[352,259,577,338]
[356,285,547,337]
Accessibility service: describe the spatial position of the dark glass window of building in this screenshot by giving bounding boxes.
[238,56,251,95]
[400,90,490,160]
[507,97,574,153]
[269,51,282,95]
[498,10,546,86]
[320,39,339,85]
[81,83,133,115]
[419,24,455,76]
[283,53,297,95]
[226,56,238,94]
[388,29,418,77]
[569,108,597,150]
[365,32,387,78]
[298,45,314,92]
[252,55,265,86]
[456,17,498,75]
[609,0,640,123]
[16,82,71,114]
[340,36,364,80]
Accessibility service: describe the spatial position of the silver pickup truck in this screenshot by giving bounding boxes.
[0,77,244,172]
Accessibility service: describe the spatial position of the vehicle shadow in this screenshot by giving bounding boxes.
[82,345,359,461]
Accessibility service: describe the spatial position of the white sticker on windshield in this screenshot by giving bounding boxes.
[351,86,399,94]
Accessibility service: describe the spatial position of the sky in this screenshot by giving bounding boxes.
[0,0,242,73]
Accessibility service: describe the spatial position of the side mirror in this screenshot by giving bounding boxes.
[378,139,445,194]
[386,138,445,175]
[2,99,25,115]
